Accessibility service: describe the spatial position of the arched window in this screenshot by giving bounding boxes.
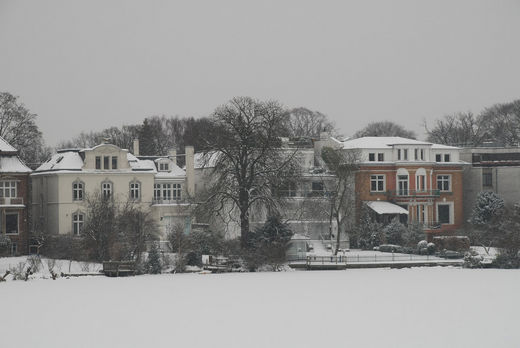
[72,180,85,201]
[72,211,84,236]
[415,168,427,192]
[396,168,409,196]
[129,180,141,201]
[101,180,113,199]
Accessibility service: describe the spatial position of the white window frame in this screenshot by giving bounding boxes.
[129,180,141,201]
[370,174,385,192]
[172,183,182,200]
[0,181,17,198]
[101,181,113,199]
[436,202,454,225]
[437,174,451,192]
[154,183,161,200]
[368,153,375,162]
[72,180,84,201]
[72,212,84,236]
[159,162,170,171]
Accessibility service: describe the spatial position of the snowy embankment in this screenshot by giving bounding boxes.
[0,256,101,279]
[3,268,520,348]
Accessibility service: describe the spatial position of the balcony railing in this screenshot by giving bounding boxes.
[0,197,24,206]
[386,189,440,198]
[276,190,335,198]
[152,198,183,205]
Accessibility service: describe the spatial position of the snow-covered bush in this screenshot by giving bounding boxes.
[470,191,505,226]
[27,255,43,273]
[464,250,484,268]
[356,204,383,249]
[0,234,11,257]
[247,215,293,271]
[403,222,424,247]
[382,218,406,245]
[146,243,162,274]
[492,252,520,269]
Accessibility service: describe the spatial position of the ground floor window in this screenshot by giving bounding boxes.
[437,204,451,224]
[72,213,84,235]
[5,212,18,234]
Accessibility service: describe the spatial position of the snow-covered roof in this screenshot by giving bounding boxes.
[341,137,432,149]
[0,136,17,153]
[341,136,461,151]
[0,156,31,173]
[35,152,84,171]
[431,143,460,150]
[128,156,155,171]
[366,201,409,215]
[155,162,186,178]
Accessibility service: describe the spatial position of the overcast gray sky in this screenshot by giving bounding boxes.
[1,0,519,146]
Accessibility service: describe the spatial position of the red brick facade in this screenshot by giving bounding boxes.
[356,163,464,240]
[0,173,30,255]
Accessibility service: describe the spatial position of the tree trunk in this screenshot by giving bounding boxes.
[335,216,342,255]
[239,188,250,247]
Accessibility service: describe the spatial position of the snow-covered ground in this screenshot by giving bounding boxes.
[0,256,101,279]
[3,267,520,348]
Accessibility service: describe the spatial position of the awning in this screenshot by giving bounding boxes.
[365,201,409,215]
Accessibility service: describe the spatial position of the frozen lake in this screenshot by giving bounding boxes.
[3,267,520,348]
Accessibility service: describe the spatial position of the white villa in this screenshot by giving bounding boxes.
[31,140,195,241]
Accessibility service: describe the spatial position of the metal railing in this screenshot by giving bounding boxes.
[386,190,440,198]
[152,198,183,205]
[287,253,459,264]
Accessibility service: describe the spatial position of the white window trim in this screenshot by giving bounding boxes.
[72,211,84,236]
[436,201,454,225]
[72,180,85,201]
[437,174,451,192]
[0,180,17,198]
[370,174,386,192]
[129,180,141,201]
[101,180,113,199]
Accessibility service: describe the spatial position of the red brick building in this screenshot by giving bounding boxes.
[339,137,466,240]
[0,137,31,255]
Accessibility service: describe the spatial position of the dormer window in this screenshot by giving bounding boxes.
[159,163,169,171]
[444,154,451,162]
[397,149,401,160]
[103,156,110,170]
[95,156,101,169]
[403,149,408,160]
[112,156,118,169]
[435,154,441,162]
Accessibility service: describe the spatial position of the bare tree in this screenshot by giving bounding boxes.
[118,202,160,264]
[353,121,416,139]
[284,107,336,138]
[200,97,300,246]
[479,99,520,146]
[321,146,359,254]
[81,191,119,262]
[0,92,51,167]
[167,222,191,272]
[425,112,485,146]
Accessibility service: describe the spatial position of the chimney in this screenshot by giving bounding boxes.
[185,146,195,197]
[168,148,177,166]
[133,139,139,156]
